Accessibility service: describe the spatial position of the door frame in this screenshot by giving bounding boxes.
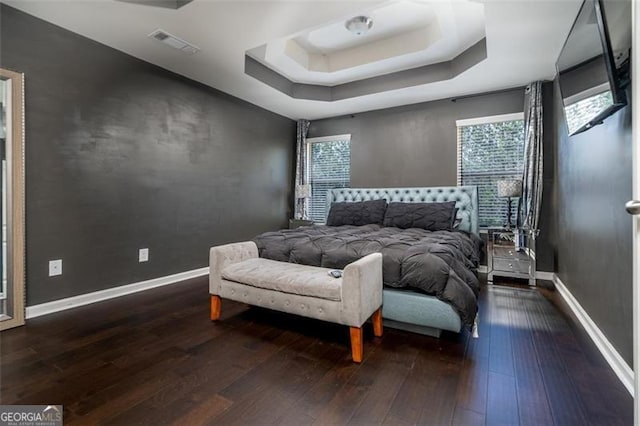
[632,0,640,421]
[0,68,25,331]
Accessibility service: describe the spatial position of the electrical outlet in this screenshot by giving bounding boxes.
[139,248,149,263]
[49,259,62,277]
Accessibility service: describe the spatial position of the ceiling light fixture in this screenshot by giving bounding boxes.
[345,16,373,36]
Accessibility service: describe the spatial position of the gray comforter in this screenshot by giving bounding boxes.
[253,224,482,326]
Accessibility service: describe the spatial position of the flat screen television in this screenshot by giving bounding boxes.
[556,0,630,136]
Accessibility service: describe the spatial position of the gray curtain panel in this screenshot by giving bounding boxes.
[519,81,543,231]
[294,119,310,219]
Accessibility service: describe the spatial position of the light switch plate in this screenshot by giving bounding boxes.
[139,248,149,263]
[49,259,62,277]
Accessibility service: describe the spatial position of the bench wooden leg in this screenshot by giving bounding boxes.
[210,295,222,321]
[372,307,383,337]
[350,326,363,363]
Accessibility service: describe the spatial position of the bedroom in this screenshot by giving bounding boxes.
[0,0,637,424]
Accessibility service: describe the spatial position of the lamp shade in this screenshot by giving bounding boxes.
[497,180,522,198]
[296,184,311,199]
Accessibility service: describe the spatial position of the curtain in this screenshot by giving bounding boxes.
[519,81,544,231]
[294,119,310,219]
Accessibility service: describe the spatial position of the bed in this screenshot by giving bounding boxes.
[253,186,481,337]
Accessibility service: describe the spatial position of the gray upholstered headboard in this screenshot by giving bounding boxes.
[326,186,479,236]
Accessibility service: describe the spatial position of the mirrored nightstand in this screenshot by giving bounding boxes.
[487,228,538,286]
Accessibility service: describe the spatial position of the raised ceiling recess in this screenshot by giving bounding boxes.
[245,0,487,101]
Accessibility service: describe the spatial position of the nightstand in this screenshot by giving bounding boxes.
[487,228,537,286]
[289,219,314,229]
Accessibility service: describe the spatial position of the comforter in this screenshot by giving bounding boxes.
[253,224,483,326]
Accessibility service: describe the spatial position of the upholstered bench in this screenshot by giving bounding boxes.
[209,241,383,362]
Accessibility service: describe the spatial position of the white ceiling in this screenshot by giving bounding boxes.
[4,0,582,120]
[249,0,486,85]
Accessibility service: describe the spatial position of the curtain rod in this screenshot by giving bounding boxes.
[451,80,553,102]
[450,85,525,102]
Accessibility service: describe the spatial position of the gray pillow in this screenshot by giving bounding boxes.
[383,201,457,231]
[326,199,388,226]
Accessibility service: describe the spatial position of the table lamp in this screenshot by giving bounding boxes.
[497,179,522,230]
[295,184,311,220]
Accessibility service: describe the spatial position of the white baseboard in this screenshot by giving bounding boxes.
[535,271,555,281]
[26,267,209,319]
[552,274,634,396]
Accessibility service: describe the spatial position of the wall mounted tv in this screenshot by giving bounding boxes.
[556,0,630,136]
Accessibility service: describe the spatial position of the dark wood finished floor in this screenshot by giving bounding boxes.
[0,277,633,425]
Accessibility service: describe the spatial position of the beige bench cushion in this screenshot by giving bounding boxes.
[222,258,342,302]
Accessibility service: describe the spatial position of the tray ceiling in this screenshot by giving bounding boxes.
[248,0,486,85]
[2,0,583,119]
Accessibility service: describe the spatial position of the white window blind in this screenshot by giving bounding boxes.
[307,135,351,223]
[456,113,525,228]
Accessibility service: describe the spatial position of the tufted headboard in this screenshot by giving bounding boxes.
[326,186,479,236]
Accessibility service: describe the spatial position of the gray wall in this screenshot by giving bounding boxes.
[550,0,634,366]
[309,90,523,187]
[552,78,632,364]
[309,89,555,271]
[0,5,295,305]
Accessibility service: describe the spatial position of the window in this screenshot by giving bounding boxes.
[456,113,525,228]
[306,134,351,222]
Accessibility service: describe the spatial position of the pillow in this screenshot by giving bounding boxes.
[452,208,462,229]
[383,201,457,231]
[326,199,387,226]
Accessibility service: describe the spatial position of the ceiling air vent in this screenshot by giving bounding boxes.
[148,29,200,54]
